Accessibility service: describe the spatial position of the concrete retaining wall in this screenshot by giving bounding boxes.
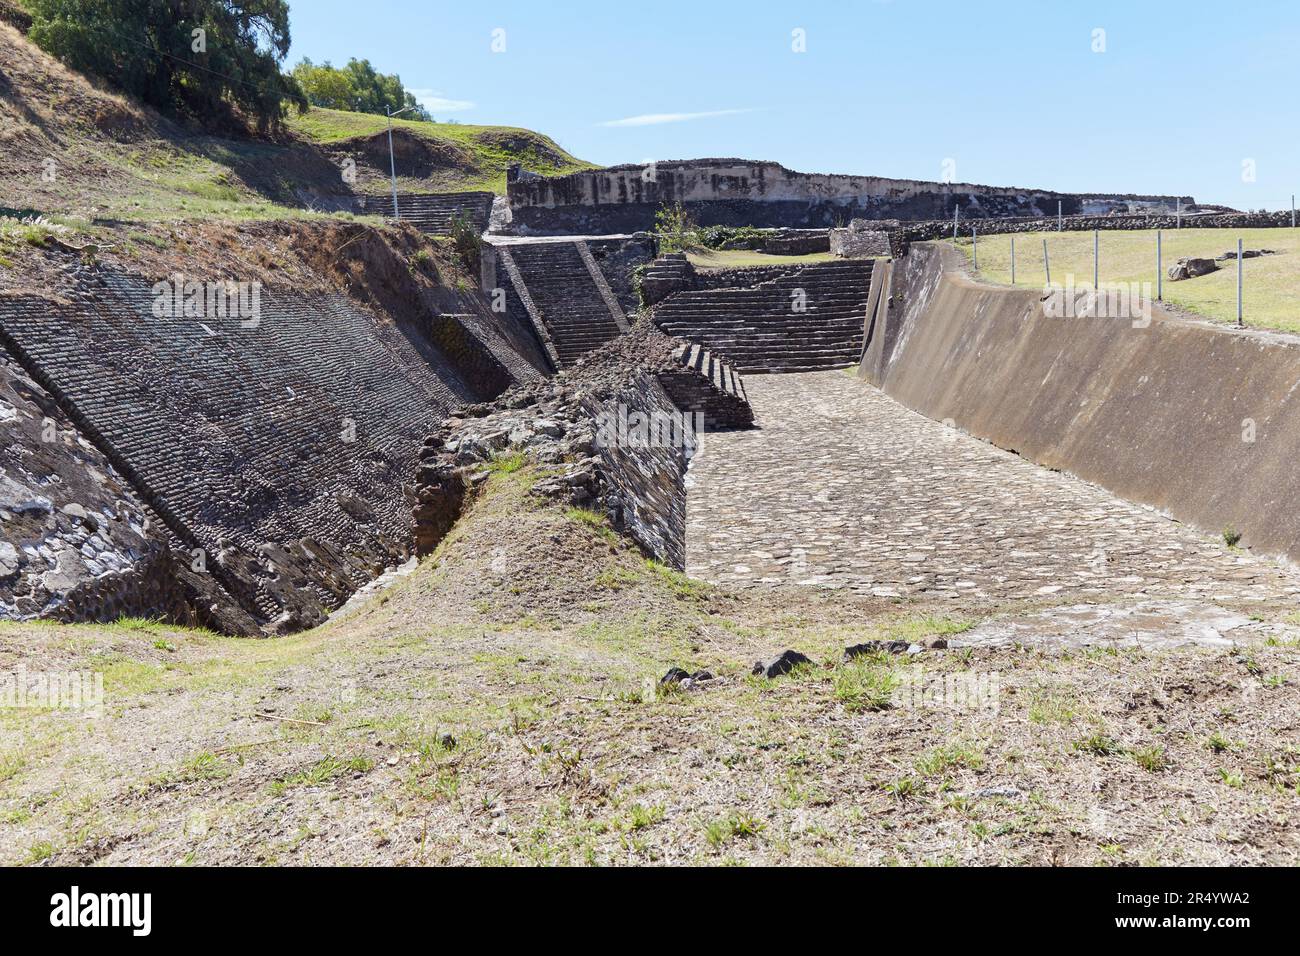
[862,242,1300,562]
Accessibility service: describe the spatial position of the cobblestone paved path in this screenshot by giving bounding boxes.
[686,371,1300,607]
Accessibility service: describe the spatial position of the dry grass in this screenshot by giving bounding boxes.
[1,469,1296,866]
[957,227,1300,332]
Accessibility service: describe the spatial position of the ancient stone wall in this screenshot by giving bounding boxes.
[653,260,874,373]
[586,371,690,568]
[506,158,1190,234]
[2,354,163,621]
[357,191,495,235]
[0,262,508,632]
[830,223,892,258]
[864,242,1300,563]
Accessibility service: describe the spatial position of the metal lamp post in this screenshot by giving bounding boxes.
[386,105,415,220]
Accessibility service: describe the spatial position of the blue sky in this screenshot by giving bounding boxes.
[287,0,1300,210]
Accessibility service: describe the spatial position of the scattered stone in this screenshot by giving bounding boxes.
[1215,248,1274,261]
[1167,257,1218,281]
[0,475,52,514]
[659,667,692,686]
[438,733,457,751]
[843,640,909,661]
[752,649,813,678]
[929,638,949,650]
[660,667,715,688]
[906,643,925,655]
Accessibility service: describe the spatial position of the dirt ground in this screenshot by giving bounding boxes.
[1,467,1297,866]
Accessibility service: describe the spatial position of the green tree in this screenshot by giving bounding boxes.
[653,202,703,254]
[291,57,431,121]
[27,0,306,130]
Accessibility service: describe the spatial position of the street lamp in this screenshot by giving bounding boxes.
[386,105,415,220]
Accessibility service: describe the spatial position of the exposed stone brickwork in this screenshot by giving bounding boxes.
[358,191,495,235]
[0,262,497,632]
[657,344,753,431]
[587,371,689,568]
[488,237,654,368]
[506,158,1190,234]
[411,323,753,568]
[829,221,892,258]
[653,260,874,373]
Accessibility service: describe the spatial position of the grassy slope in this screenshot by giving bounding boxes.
[0,25,591,229]
[287,107,594,194]
[957,228,1300,332]
[2,468,1297,866]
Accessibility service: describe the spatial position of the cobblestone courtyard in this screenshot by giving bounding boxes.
[686,371,1300,610]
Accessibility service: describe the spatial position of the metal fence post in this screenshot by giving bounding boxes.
[1057,200,1062,232]
[953,204,959,242]
[973,225,978,270]
[1011,236,1016,284]
[1042,238,1051,286]
[1093,229,1099,289]
[1156,229,1162,301]
[1237,237,1244,327]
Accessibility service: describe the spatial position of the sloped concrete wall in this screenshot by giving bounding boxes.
[864,242,1300,562]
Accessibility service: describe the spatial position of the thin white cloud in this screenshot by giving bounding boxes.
[409,89,476,113]
[599,108,758,128]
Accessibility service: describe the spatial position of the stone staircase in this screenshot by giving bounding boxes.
[358,191,495,235]
[651,260,874,373]
[638,252,695,307]
[658,342,753,430]
[498,241,628,368]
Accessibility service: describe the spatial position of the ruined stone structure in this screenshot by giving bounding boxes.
[651,260,874,373]
[506,159,1190,235]
[829,221,893,258]
[358,191,495,235]
[485,236,655,370]
[0,352,218,626]
[0,239,537,632]
[411,324,753,569]
[9,135,1284,637]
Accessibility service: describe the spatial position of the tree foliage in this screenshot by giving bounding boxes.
[653,202,703,254]
[26,0,306,130]
[291,57,431,121]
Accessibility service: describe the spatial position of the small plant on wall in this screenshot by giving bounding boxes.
[447,211,482,273]
[653,202,703,254]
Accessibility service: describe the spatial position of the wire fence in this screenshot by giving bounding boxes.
[955,211,1297,328]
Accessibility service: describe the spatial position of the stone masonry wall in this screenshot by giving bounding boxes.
[0,267,481,632]
[2,353,177,623]
[506,158,1190,234]
[584,371,690,569]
